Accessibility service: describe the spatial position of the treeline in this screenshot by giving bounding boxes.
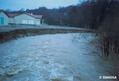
[96,0,119,57]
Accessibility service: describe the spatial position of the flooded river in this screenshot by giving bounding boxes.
[0,33,114,81]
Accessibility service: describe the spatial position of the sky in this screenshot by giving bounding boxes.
[0,0,82,11]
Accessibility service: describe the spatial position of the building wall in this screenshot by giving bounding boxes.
[41,19,44,24]
[0,12,8,25]
[14,14,41,25]
[35,19,41,25]
[8,18,15,24]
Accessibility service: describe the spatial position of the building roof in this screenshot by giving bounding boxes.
[0,10,9,17]
[26,13,43,19]
[0,10,3,13]
[7,13,43,19]
[0,10,43,19]
[7,13,19,17]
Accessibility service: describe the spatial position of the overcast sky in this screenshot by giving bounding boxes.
[0,0,82,11]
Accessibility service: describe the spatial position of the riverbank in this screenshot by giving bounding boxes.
[0,25,91,32]
[0,25,93,43]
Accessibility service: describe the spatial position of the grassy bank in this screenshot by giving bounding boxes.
[0,28,93,43]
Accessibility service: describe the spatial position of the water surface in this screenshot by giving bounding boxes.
[0,33,114,81]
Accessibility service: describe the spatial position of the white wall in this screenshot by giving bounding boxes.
[8,18,15,24]
[14,14,41,25]
[35,19,41,25]
[0,12,8,25]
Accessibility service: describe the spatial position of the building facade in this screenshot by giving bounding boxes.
[0,10,9,25]
[0,10,44,26]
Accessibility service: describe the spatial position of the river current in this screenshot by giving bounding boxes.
[0,33,114,81]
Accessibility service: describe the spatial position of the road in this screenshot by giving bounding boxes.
[0,25,91,32]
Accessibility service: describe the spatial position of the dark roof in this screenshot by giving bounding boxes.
[0,10,43,19]
[0,10,3,13]
[7,13,19,17]
[7,13,43,19]
[0,10,9,17]
[25,13,43,19]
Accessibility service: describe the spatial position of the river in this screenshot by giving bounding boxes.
[0,33,114,81]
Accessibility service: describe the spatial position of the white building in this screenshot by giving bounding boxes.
[0,10,44,26]
[0,10,9,25]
